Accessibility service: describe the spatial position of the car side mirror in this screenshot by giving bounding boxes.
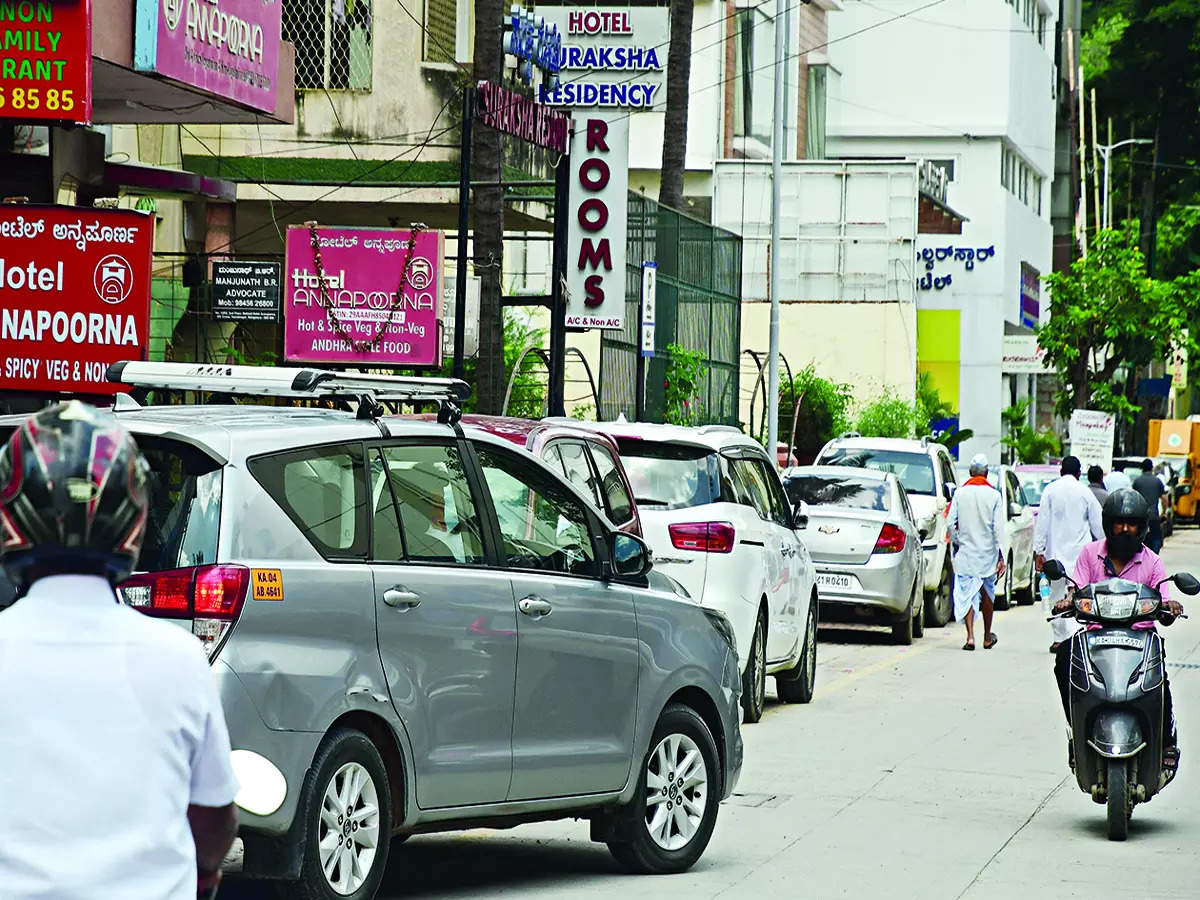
[1042,559,1068,581]
[611,533,652,579]
[1009,500,1023,518]
[1173,572,1200,596]
[918,525,930,541]
[792,501,809,530]
[943,483,954,502]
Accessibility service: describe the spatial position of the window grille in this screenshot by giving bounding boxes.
[424,0,457,63]
[283,0,373,91]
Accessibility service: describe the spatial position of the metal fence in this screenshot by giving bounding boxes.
[600,195,743,425]
[282,0,374,91]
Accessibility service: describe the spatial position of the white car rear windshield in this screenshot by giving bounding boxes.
[784,473,890,511]
[615,439,719,511]
[820,448,936,496]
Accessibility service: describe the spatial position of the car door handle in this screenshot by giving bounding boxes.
[383,587,422,609]
[518,595,553,618]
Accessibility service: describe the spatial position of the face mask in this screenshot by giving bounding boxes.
[1108,531,1142,561]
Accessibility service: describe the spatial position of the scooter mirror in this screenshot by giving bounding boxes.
[1173,572,1200,596]
[1042,559,1067,581]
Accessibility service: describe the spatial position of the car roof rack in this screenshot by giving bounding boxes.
[107,361,469,423]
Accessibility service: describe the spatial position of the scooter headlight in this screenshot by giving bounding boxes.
[1094,593,1138,620]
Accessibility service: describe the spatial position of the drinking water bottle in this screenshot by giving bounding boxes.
[1039,574,1052,607]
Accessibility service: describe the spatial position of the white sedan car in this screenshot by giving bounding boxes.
[564,421,818,724]
[956,463,1036,609]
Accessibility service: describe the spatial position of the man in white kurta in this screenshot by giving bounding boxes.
[947,454,1006,650]
[1034,455,1104,650]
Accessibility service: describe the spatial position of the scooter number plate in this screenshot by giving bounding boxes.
[1089,633,1145,649]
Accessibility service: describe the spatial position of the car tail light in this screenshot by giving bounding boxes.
[118,565,250,659]
[669,522,735,553]
[873,523,907,554]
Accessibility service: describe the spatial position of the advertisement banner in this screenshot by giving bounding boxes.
[565,113,627,330]
[283,226,444,367]
[538,7,668,109]
[211,259,280,322]
[133,0,281,113]
[0,0,93,124]
[1001,335,1047,374]
[0,206,152,394]
[1069,409,1116,473]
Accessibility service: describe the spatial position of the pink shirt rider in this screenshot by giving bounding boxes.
[1072,538,1169,630]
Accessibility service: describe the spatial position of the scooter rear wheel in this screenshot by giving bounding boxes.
[1107,759,1130,841]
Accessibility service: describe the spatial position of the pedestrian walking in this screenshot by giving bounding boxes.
[1132,457,1166,553]
[0,402,238,900]
[1087,465,1109,506]
[946,453,1005,651]
[1033,455,1104,652]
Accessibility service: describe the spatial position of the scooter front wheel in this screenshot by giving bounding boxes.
[1107,759,1130,841]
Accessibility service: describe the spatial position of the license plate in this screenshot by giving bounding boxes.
[817,572,855,591]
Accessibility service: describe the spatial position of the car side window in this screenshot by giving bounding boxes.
[588,442,634,525]
[548,440,603,510]
[731,457,774,521]
[250,442,368,559]
[754,459,791,527]
[1006,471,1023,506]
[939,453,956,491]
[898,482,916,524]
[370,443,485,566]
[477,445,599,577]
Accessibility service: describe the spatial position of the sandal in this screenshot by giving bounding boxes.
[984,634,999,650]
[962,642,975,651]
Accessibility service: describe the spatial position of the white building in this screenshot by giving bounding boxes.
[826,0,1057,462]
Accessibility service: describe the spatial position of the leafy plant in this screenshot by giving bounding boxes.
[501,311,548,419]
[856,388,917,439]
[663,343,705,425]
[1001,400,1061,464]
[913,371,954,437]
[777,364,855,454]
[569,403,595,421]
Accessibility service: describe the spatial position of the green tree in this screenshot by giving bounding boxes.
[1001,400,1061,464]
[856,388,917,439]
[1039,229,1197,419]
[663,343,705,425]
[776,364,855,456]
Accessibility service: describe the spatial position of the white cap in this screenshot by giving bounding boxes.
[969,453,989,470]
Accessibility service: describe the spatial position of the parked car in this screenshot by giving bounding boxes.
[955,463,1036,609]
[780,466,925,644]
[564,420,819,723]
[415,414,642,536]
[2,363,746,897]
[814,435,958,629]
[1014,464,1060,516]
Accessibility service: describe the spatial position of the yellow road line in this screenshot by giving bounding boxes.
[820,631,951,695]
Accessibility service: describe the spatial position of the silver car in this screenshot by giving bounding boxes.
[782,466,925,645]
[0,363,743,899]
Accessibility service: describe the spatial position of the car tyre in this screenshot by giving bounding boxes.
[741,610,767,723]
[777,597,817,703]
[995,554,1013,611]
[911,579,925,639]
[607,703,721,875]
[924,562,953,628]
[892,595,915,645]
[1015,555,1036,605]
[287,728,392,900]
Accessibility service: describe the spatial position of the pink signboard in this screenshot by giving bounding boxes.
[134,0,281,113]
[283,226,444,367]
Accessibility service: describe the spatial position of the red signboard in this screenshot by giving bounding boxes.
[0,0,93,124]
[0,206,153,394]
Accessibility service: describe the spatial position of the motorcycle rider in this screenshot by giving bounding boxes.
[0,402,239,899]
[1053,489,1185,770]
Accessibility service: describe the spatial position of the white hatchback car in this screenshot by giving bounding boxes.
[567,422,818,723]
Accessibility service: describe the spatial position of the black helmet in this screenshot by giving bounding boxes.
[1101,488,1150,542]
[0,401,148,592]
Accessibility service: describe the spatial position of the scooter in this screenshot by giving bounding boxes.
[1043,560,1199,841]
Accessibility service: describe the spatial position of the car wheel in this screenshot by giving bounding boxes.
[290,729,392,900]
[777,597,817,703]
[607,703,721,874]
[924,562,953,628]
[741,610,767,723]
[995,555,1013,611]
[891,595,914,645]
[1015,555,1035,605]
[911,579,925,639]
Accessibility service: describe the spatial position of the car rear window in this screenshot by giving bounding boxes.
[615,439,718,511]
[819,448,936,495]
[784,473,890,511]
[1016,473,1056,505]
[138,437,224,570]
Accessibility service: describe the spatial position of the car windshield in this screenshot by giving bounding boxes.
[1016,472,1056,505]
[784,473,889,511]
[614,439,717,510]
[137,437,223,570]
[819,448,936,495]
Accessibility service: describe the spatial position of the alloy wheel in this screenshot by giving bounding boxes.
[319,762,382,895]
[643,732,709,851]
[805,606,817,691]
[753,618,766,709]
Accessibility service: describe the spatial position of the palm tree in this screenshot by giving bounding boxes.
[658,0,694,211]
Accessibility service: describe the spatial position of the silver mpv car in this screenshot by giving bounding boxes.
[3,364,743,900]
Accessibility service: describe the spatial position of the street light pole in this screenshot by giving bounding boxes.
[766,0,785,464]
[1099,137,1151,230]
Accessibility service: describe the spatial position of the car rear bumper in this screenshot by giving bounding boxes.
[813,555,913,617]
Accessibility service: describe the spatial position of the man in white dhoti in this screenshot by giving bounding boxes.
[947,454,1006,651]
[1033,455,1104,652]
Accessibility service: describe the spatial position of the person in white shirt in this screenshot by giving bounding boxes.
[1033,455,1105,652]
[0,401,238,900]
[946,453,1006,651]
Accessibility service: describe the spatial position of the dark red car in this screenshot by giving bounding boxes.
[413,414,643,536]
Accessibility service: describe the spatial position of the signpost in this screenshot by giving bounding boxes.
[1069,409,1116,473]
[0,206,152,394]
[1001,335,1047,374]
[635,261,655,419]
[0,0,93,124]
[211,260,280,322]
[282,225,444,367]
